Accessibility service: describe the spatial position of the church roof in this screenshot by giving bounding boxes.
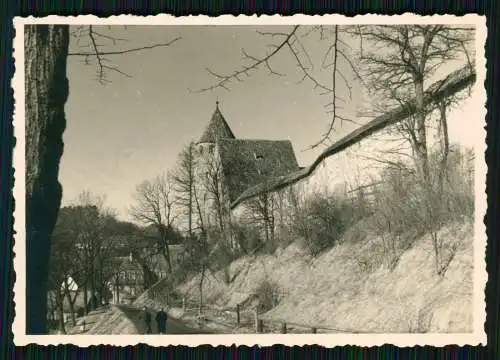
[217,139,299,202]
[198,102,235,144]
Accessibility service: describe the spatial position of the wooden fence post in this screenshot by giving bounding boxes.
[312,327,317,334]
[236,304,240,326]
[258,319,264,333]
[281,322,287,334]
[254,309,260,333]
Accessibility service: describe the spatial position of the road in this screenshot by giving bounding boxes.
[116,305,211,334]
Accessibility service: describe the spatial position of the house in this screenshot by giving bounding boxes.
[193,102,300,244]
[110,253,145,304]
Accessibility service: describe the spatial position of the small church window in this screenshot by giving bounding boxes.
[208,145,214,154]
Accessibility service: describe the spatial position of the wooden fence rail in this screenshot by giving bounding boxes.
[151,294,363,333]
[252,308,360,334]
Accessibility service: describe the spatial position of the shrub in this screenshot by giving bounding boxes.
[292,193,357,257]
[207,234,240,272]
[255,279,281,313]
[365,145,474,274]
[231,221,263,255]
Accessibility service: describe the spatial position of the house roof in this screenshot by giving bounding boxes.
[217,139,299,202]
[198,103,235,144]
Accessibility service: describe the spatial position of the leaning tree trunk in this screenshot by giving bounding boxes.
[437,97,450,197]
[25,24,69,334]
[413,77,430,184]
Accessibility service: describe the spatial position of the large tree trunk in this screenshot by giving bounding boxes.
[25,24,69,334]
[437,98,450,195]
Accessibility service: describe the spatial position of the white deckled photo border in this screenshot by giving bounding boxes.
[12,13,488,347]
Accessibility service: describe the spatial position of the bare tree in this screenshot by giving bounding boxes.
[351,25,474,276]
[243,193,277,245]
[130,173,178,273]
[63,191,118,314]
[195,144,230,243]
[186,179,210,314]
[355,25,474,183]
[48,218,79,332]
[171,142,196,237]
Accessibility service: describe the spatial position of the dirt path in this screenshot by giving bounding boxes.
[116,305,211,334]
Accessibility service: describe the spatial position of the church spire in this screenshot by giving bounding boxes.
[197,101,235,144]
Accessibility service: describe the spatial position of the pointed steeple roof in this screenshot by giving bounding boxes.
[198,101,235,144]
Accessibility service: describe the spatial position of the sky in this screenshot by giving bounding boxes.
[60,25,479,221]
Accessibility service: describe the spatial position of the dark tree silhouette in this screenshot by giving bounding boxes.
[25,24,69,335]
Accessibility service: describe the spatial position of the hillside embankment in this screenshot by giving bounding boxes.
[138,219,474,333]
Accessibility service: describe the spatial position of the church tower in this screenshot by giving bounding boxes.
[196,101,235,150]
[194,102,235,235]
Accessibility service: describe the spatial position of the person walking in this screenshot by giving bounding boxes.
[143,306,152,334]
[155,307,168,334]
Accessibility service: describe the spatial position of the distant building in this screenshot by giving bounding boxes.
[111,253,145,304]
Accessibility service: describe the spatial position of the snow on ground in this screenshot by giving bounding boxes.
[173,219,473,333]
[64,305,139,334]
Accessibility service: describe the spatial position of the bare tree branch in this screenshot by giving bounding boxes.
[195,25,362,149]
[192,26,300,93]
[68,25,181,84]
[68,36,181,56]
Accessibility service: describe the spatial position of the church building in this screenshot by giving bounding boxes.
[193,102,300,245]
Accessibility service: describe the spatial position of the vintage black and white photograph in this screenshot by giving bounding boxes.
[13,15,487,346]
